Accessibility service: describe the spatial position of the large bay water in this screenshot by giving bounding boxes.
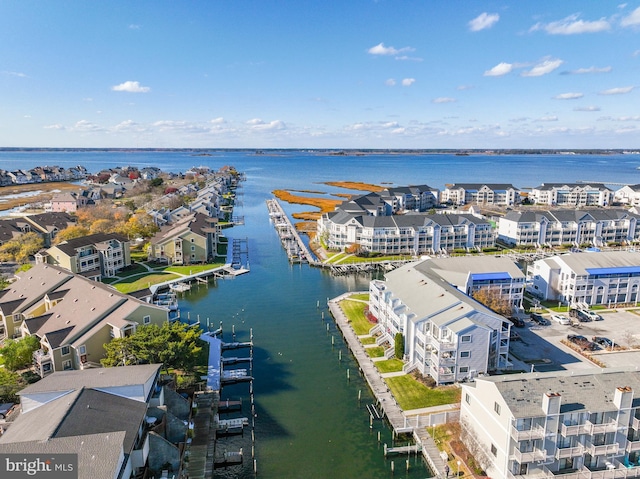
[2,150,639,478]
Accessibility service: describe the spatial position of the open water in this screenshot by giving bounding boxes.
[2,150,639,478]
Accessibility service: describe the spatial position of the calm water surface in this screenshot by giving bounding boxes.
[3,150,639,478]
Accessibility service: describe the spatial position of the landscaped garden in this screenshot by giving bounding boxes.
[374,358,404,373]
[384,375,461,410]
[339,299,374,335]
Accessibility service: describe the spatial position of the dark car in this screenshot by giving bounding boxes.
[569,308,591,322]
[0,403,15,419]
[567,334,597,351]
[508,316,525,328]
[592,336,613,348]
[529,313,548,325]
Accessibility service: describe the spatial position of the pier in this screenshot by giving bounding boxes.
[266,198,315,263]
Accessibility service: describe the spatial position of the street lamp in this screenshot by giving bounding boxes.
[457,460,461,478]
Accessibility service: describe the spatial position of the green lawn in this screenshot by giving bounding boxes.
[339,299,374,335]
[375,359,404,373]
[385,375,461,410]
[164,263,224,275]
[111,272,181,293]
[349,293,369,301]
[114,264,150,278]
[360,336,376,345]
[366,346,385,358]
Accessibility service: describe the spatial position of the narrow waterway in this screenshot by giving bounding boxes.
[177,180,431,478]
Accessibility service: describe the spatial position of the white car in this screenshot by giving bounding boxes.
[551,314,570,325]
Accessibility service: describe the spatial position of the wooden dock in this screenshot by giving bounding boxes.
[384,443,422,456]
[266,198,315,263]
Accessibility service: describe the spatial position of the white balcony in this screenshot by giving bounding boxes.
[511,448,547,463]
[584,420,619,435]
[555,445,584,459]
[632,417,640,430]
[584,442,619,456]
[511,425,546,441]
[627,440,640,453]
[561,423,583,436]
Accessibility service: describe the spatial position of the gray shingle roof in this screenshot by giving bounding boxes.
[54,233,128,256]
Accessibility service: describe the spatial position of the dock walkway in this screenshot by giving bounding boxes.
[266,198,315,263]
[328,294,447,479]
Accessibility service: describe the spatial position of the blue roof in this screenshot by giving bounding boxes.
[586,266,640,275]
[471,272,512,281]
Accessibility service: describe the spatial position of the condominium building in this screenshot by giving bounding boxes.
[529,183,613,207]
[614,185,640,207]
[498,210,640,248]
[530,251,640,306]
[368,259,511,384]
[441,183,520,206]
[460,368,640,479]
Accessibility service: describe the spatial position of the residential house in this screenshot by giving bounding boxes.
[38,232,131,280]
[50,192,78,213]
[148,212,221,265]
[614,184,640,207]
[498,209,640,248]
[529,183,613,207]
[0,169,12,186]
[0,218,25,245]
[15,212,76,246]
[441,183,520,206]
[460,368,640,479]
[0,364,190,479]
[368,259,511,384]
[0,263,169,372]
[530,250,640,306]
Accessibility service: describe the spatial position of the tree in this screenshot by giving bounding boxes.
[0,336,41,371]
[472,287,513,316]
[54,225,91,244]
[0,232,44,263]
[0,368,22,403]
[89,218,115,234]
[151,177,164,187]
[394,333,405,359]
[119,212,159,239]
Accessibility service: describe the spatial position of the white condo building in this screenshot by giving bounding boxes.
[530,251,640,306]
[460,368,640,479]
[528,184,613,207]
[441,183,520,206]
[368,259,512,384]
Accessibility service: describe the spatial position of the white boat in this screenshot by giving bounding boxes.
[169,282,191,292]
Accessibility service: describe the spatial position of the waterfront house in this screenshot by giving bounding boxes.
[528,183,613,207]
[460,368,640,479]
[0,263,169,372]
[38,232,131,280]
[50,191,78,213]
[368,259,511,384]
[530,250,640,306]
[614,184,640,207]
[441,183,520,206]
[148,212,221,265]
[0,364,189,479]
[0,170,12,186]
[498,209,640,248]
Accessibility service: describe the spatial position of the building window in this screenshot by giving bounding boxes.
[61,346,70,356]
[62,359,72,370]
[494,402,501,415]
[461,335,471,343]
[191,245,195,251]
[143,315,151,325]
[460,366,469,373]
[460,351,470,358]
[491,444,497,457]
[465,393,471,405]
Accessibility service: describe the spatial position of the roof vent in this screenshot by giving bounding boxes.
[91,307,96,311]
[66,320,71,325]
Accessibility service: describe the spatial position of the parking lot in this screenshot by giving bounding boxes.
[508,308,640,372]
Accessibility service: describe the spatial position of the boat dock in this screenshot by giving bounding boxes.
[266,198,314,263]
[149,263,250,295]
[328,294,447,479]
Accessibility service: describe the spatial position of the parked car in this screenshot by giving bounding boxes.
[0,403,15,419]
[508,316,525,328]
[592,336,613,348]
[584,310,603,321]
[569,308,591,322]
[529,313,548,325]
[567,334,597,351]
[551,314,570,325]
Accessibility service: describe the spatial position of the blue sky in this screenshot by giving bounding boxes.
[1,1,640,149]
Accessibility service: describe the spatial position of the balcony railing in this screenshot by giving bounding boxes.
[584,442,619,456]
[33,349,51,364]
[632,417,640,431]
[626,440,640,453]
[561,423,583,436]
[584,420,619,435]
[555,445,584,459]
[511,448,547,463]
[511,424,546,441]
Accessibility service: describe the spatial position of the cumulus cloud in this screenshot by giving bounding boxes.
[111,81,150,93]
[402,78,415,86]
[536,116,559,122]
[432,97,456,104]
[385,78,396,87]
[247,119,285,130]
[210,117,225,124]
[367,43,415,56]
[621,6,640,26]
[71,120,104,132]
[484,62,513,77]
[599,86,634,95]
[521,59,563,77]
[562,66,612,75]
[530,14,611,34]
[44,124,65,130]
[554,92,584,100]
[574,106,601,111]
[468,13,500,32]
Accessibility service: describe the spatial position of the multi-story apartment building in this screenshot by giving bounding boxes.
[368,259,511,384]
[460,368,640,479]
[318,211,494,255]
[530,251,640,306]
[38,232,131,280]
[529,183,613,207]
[614,184,640,207]
[441,183,520,206]
[498,210,640,248]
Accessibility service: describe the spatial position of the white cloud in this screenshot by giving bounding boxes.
[456,85,474,91]
[432,97,456,104]
[468,13,500,32]
[563,66,612,75]
[210,117,225,124]
[621,6,640,26]
[401,78,415,87]
[111,81,150,93]
[484,62,513,77]
[44,124,65,130]
[2,71,27,78]
[574,106,601,111]
[634,50,640,57]
[71,120,104,132]
[536,116,559,122]
[128,24,141,30]
[248,119,285,131]
[599,86,634,95]
[554,92,584,100]
[616,116,640,121]
[367,43,415,56]
[521,59,563,77]
[385,78,396,87]
[531,14,611,34]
